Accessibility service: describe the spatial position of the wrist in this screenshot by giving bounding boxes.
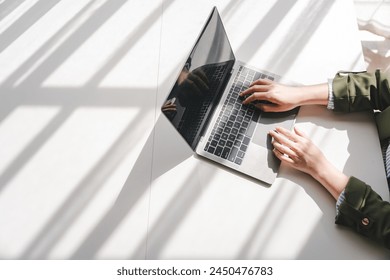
[311,159,348,200]
[297,84,329,107]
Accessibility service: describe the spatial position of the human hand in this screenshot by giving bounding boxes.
[240,79,303,112]
[269,126,349,199]
[162,98,177,120]
[269,126,327,177]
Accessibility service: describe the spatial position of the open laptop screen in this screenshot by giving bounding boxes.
[161,7,235,150]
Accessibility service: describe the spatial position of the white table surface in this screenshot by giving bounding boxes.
[0,0,389,259]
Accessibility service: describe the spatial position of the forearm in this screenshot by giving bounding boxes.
[296,83,329,107]
[309,156,349,200]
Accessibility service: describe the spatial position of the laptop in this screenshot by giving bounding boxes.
[161,7,298,184]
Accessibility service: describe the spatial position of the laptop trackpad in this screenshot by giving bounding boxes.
[251,111,297,149]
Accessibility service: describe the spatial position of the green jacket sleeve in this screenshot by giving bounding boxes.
[335,177,390,249]
[332,70,390,112]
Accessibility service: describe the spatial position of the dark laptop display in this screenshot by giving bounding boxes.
[161,8,234,150]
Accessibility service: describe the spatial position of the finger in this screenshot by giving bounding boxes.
[269,129,296,147]
[273,148,295,164]
[240,85,269,97]
[163,104,176,110]
[274,126,300,142]
[242,92,268,105]
[250,78,273,87]
[163,107,176,112]
[272,140,298,159]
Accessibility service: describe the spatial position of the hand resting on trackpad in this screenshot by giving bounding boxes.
[251,110,297,149]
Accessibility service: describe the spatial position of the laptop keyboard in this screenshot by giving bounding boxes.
[204,66,274,165]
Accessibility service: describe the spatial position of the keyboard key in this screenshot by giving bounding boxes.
[221,133,228,140]
[235,158,242,165]
[252,111,260,122]
[228,134,236,141]
[222,147,231,159]
[237,150,245,158]
[208,146,215,154]
[245,121,256,137]
[214,146,223,156]
[228,147,239,162]
[240,144,248,152]
[226,141,233,148]
[243,136,250,145]
[219,139,226,146]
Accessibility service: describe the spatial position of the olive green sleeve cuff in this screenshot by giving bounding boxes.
[335,177,371,228]
[335,176,390,249]
[332,71,373,112]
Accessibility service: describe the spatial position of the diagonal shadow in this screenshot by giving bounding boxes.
[235,185,284,259]
[0,107,73,193]
[235,0,298,60]
[0,0,180,260]
[85,0,176,87]
[20,103,155,259]
[140,162,215,259]
[70,115,192,259]
[2,0,98,87]
[220,0,241,19]
[0,0,26,21]
[16,0,128,87]
[0,87,155,195]
[265,0,335,76]
[0,0,62,53]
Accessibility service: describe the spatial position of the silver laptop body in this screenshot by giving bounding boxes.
[161,7,297,184]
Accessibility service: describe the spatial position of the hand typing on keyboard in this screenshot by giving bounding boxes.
[240,79,327,112]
